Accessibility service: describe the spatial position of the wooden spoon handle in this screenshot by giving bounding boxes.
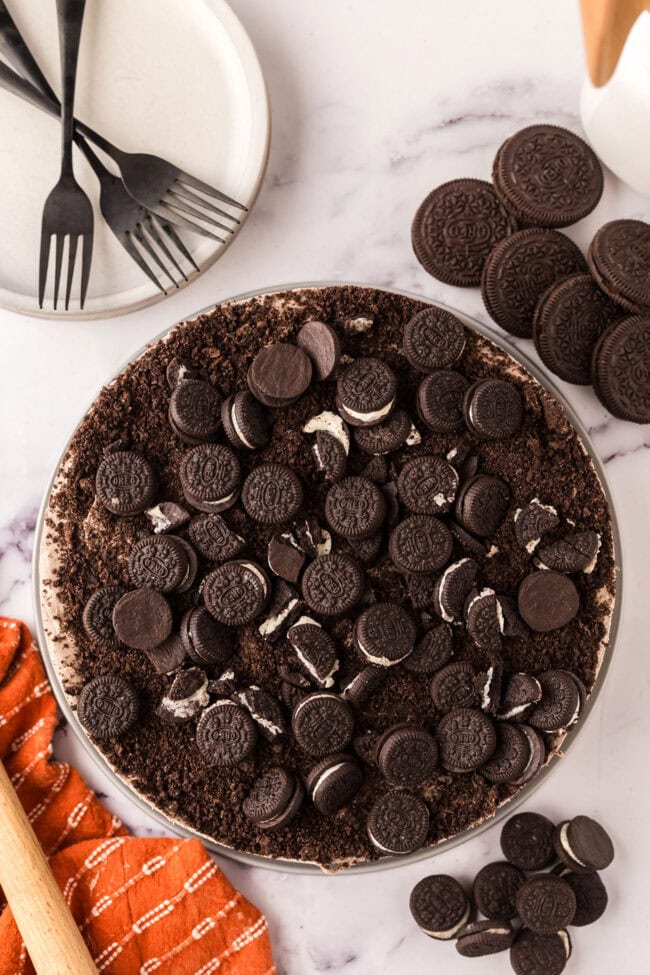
[0,760,98,974]
[580,0,649,86]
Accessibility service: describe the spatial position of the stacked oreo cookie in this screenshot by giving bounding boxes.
[412,123,650,423]
[410,809,614,973]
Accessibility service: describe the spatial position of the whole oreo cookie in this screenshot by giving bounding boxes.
[403,624,453,675]
[592,316,650,423]
[196,701,258,767]
[410,874,470,940]
[481,229,587,338]
[455,474,510,537]
[367,790,429,855]
[353,408,412,455]
[169,379,221,443]
[397,456,459,515]
[95,450,156,516]
[301,553,364,616]
[588,219,650,313]
[389,515,453,574]
[528,670,581,731]
[242,463,303,525]
[403,306,466,371]
[501,812,556,871]
[510,928,572,975]
[430,661,479,712]
[516,875,576,935]
[188,513,245,562]
[291,692,354,756]
[221,389,269,451]
[203,560,270,626]
[553,814,614,872]
[325,476,386,539]
[77,674,139,740]
[417,370,469,433]
[128,535,189,593]
[557,870,608,926]
[242,766,295,824]
[377,724,438,788]
[354,602,416,666]
[437,708,496,773]
[534,273,621,385]
[112,589,173,650]
[480,722,530,783]
[247,342,312,407]
[180,606,234,668]
[463,379,524,440]
[336,357,397,427]
[473,861,526,920]
[412,179,513,286]
[455,920,514,958]
[306,753,363,815]
[82,586,127,647]
[493,125,603,227]
[180,443,241,513]
[518,572,579,632]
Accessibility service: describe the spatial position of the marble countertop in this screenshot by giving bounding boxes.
[1,0,649,972]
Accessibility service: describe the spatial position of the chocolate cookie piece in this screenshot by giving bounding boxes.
[341,666,387,707]
[112,589,173,650]
[237,686,286,742]
[437,708,496,773]
[430,662,479,712]
[499,596,532,641]
[403,306,466,371]
[377,725,438,788]
[536,530,601,574]
[518,572,579,632]
[410,875,470,940]
[510,929,571,975]
[145,501,190,534]
[533,273,621,384]
[196,701,258,767]
[188,513,245,562]
[296,320,341,380]
[353,731,381,766]
[291,693,354,757]
[353,408,412,455]
[221,390,269,451]
[497,674,543,721]
[397,456,459,515]
[336,357,397,427]
[348,533,383,564]
[354,603,416,666]
[514,499,560,553]
[361,455,389,482]
[455,920,514,957]
[455,475,510,537]
[142,632,187,675]
[267,533,306,583]
[82,586,127,647]
[257,579,303,642]
[287,618,339,688]
[242,463,303,525]
[464,589,503,652]
[528,670,581,731]
[180,443,241,513]
[516,875,576,935]
[553,815,614,872]
[417,370,469,433]
[464,379,524,440]
[128,535,189,593]
[412,179,513,285]
[180,607,234,668]
[493,125,603,227]
[302,554,364,617]
[313,431,347,482]
[203,560,270,626]
[325,477,386,539]
[389,516,452,574]
[157,667,210,724]
[588,219,650,313]
[591,315,650,423]
[448,519,488,557]
[306,753,363,815]
[557,870,608,926]
[169,379,221,443]
[403,625,453,675]
[433,558,478,622]
[510,725,547,786]
[166,358,197,388]
[480,722,530,783]
[95,450,156,516]
[243,766,295,824]
[404,572,436,610]
[481,229,587,338]
[367,790,429,855]
[501,812,555,871]
[77,674,139,740]
[473,861,526,920]
[247,342,313,407]
[279,669,312,710]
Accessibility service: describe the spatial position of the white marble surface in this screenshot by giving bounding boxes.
[1,1,649,972]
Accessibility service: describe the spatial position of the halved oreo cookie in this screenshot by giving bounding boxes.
[433,558,478,622]
[188,513,245,562]
[267,533,306,583]
[402,624,453,675]
[237,686,286,742]
[306,753,363,815]
[313,431,347,482]
[480,722,530,783]
[497,673,542,721]
[464,589,503,653]
[514,498,559,553]
[510,725,547,786]
[353,408,412,455]
[157,667,209,724]
[287,617,339,688]
[528,670,581,732]
[145,501,190,535]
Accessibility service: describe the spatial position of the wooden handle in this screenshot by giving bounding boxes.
[580,0,650,86]
[0,760,98,974]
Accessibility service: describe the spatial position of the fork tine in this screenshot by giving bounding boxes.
[175,171,246,210]
[159,220,200,273]
[143,216,187,282]
[80,235,93,310]
[65,235,79,311]
[132,223,178,290]
[163,193,234,234]
[120,232,167,294]
[52,234,65,311]
[154,204,225,243]
[38,232,51,309]
[171,183,241,224]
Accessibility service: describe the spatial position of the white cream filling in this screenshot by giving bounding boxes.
[496,702,530,720]
[558,930,572,959]
[303,411,350,454]
[295,647,338,688]
[342,396,395,424]
[145,505,172,533]
[198,488,238,510]
[481,666,495,710]
[406,424,422,446]
[316,529,332,556]
[258,597,299,637]
[241,561,269,598]
[231,406,256,450]
[437,559,471,622]
[420,902,471,939]
[345,315,373,332]
[160,681,209,719]
[219,669,235,682]
[486,544,499,558]
[290,615,321,633]
[311,762,346,802]
[357,635,406,667]
[238,688,283,737]
[496,597,505,634]
[514,499,558,553]
[559,822,587,867]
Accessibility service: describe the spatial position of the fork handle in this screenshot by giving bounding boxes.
[56,0,86,172]
[0,2,58,103]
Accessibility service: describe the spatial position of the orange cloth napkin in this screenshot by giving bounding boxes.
[0,617,276,975]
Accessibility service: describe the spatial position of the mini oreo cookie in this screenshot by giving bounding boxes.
[437,708,496,773]
[518,572,579,632]
[82,586,127,647]
[243,766,295,824]
[301,553,364,616]
[480,722,530,783]
[473,861,526,920]
[348,533,382,563]
[367,790,429,856]
[403,624,453,675]
[528,670,581,731]
[433,558,478,622]
[412,179,513,285]
[493,125,603,227]
[588,219,650,313]
[403,306,466,371]
[455,920,514,957]
[417,370,469,433]
[188,513,245,562]
[553,815,614,872]
[481,229,587,337]
[128,535,189,593]
[354,602,416,666]
[288,618,339,688]
[180,606,234,668]
[464,589,503,652]
[77,674,139,740]
[592,316,650,423]
[430,662,479,712]
[455,474,510,537]
[112,589,173,650]
[95,450,156,516]
[377,725,438,788]
[410,875,470,940]
[536,530,601,574]
[514,498,559,553]
[353,408,412,455]
[397,456,459,514]
[389,516,452,574]
[325,476,386,539]
[242,463,303,525]
[306,753,363,815]
[247,342,312,407]
[556,870,608,926]
[534,273,621,385]
[169,379,221,443]
[203,560,270,626]
[501,812,556,871]
[516,875,576,935]
[463,379,523,440]
[510,929,571,975]
[291,692,354,756]
[296,320,341,380]
[221,390,269,451]
[336,357,397,427]
[180,443,241,513]
[196,701,258,767]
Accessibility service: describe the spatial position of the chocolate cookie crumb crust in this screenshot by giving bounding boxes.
[41,285,616,869]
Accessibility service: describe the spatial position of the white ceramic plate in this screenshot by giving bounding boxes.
[0,0,269,318]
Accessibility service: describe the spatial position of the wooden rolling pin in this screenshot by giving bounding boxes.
[0,759,98,974]
[580,0,650,85]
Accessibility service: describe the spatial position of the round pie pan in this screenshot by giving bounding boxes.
[32,282,622,874]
